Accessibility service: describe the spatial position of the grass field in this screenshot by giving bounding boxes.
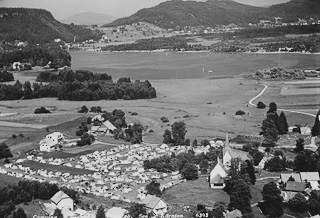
[162,176,229,207]
[0,174,22,188]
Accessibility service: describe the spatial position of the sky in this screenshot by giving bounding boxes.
[0,0,291,21]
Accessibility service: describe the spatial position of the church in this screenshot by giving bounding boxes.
[209,133,253,189]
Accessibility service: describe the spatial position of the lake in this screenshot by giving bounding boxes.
[70,51,320,80]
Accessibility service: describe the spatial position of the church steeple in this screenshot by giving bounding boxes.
[223,132,231,155]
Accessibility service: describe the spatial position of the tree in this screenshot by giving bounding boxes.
[163,129,172,144]
[145,180,162,197]
[78,105,88,113]
[311,109,320,136]
[96,205,105,218]
[294,151,316,172]
[181,163,198,180]
[268,102,277,113]
[23,81,33,99]
[294,138,305,153]
[171,121,187,146]
[228,179,252,215]
[12,208,27,218]
[264,157,287,172]
[0,143,13,159]
[261,181,283,217]
[278,112,288,135]
[257,101,266,109]
[241,160,256,185]
[261,118,279,146]
[288,193,308,213]
[128,203,147,218]
[192,139,198,147]
[53,208,63,218]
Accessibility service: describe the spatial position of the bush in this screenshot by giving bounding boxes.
[131,112,138,116]
[160,117,169,123]
[78,105,89,113]
[257,101,266,109]
[19,133,24,138]
[235,110,246,116]
[34,107,50,114]
[12,134,17,138]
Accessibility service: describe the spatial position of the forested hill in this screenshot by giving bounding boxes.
[0,8,103,44]
[259,0,320,22]
[104,0,263,29]
[104,0,320,29]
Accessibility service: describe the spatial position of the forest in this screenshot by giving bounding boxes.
[0,44,71,69]
[0,70,14,82]
[0,70,157,101]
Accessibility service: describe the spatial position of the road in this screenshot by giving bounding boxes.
[249,84,317,118]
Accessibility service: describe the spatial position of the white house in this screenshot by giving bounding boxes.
[40,132,64,152]
[209,158,227,189]
[105,207,128,218]
[50,190,74,211]
[258,156,273,170]
[74,208,95,218]
[300,172,320,190]
[141,195,168,216]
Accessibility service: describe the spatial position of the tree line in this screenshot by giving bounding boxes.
[0,44,71,69]
[0,70,14,82]
[0,70,157,101]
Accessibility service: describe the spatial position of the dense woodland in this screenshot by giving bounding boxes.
[0,70,156,101]
[0,44,71,69]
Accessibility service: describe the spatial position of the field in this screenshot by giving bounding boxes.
[0,174,22,188]
[162,176,230,206]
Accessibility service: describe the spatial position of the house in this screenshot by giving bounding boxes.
[258,156,273,170]
[51,190,74,211]
[300,172,320,190]
[209,158,227,189]
[225,209,242,218]
[40,132,64,152]
[280,173,302,183]
[74,208,95,218]
[285,181,307,192]
[301,126,311,135]
[105,207,128,218]
[99,120,117,136]
[141,195,168,216]
[281,191,298,202]
[223,133,252,169]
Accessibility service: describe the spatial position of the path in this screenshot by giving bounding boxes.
[0,120,47,129]
[249,84,316,118]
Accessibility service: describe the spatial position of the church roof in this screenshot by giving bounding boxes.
[223,133,252,161]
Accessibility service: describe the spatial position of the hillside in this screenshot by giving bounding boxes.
[0,8,103,44]
[104,0,263,29]
[259,0,320,22]
[62,12,117,26]
[104,0,320,29]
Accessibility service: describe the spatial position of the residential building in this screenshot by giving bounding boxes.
[50,190,74,211]
[105,207,128,218]
[141,195,168,216]
[40,132,64,152]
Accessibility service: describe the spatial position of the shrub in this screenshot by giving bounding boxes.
[235,110,246,116]
[131,112,138,116]
[161,117,169,123]
[12,134,17,138]
[149,129,154,133]
[78,105,89,113]
[34,107,50,114]
[19,133,24,138]
[257,101,266,109]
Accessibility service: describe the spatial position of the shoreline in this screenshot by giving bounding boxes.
[73,49,320,55]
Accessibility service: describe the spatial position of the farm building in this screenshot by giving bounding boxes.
[40,132,64,152]
[90,120,117,136]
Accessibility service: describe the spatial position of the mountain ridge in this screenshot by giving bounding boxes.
[0,8,102,43]
[104,0,320,29]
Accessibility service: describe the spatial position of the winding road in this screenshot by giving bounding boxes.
[249,83,317,118]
